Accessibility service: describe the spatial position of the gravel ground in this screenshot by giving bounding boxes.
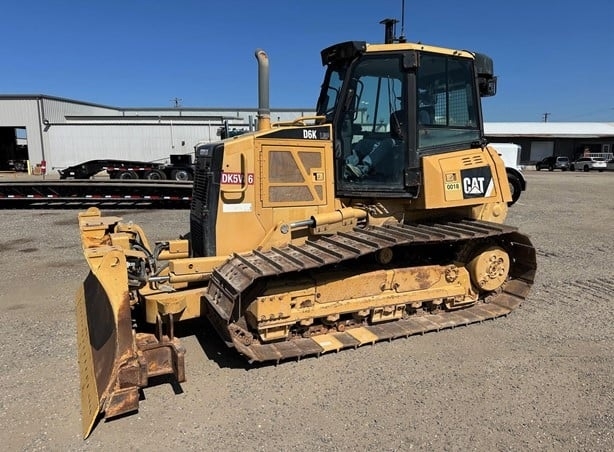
[0,170,612,451]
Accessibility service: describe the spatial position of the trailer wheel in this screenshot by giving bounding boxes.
[118,171,139,180]
[507,172,522,206]
[171,169,192,181]
[145,169,167,180]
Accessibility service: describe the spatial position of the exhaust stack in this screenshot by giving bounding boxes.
[255,49,271,131]
[380,18,398,44]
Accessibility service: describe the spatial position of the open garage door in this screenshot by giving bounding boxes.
[0,127,29,171]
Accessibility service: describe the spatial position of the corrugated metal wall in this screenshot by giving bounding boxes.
[0,99,45,164]
[0,99,41,125]
[41,98,118,122]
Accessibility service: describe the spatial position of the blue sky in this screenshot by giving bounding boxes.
[1,0,613,122]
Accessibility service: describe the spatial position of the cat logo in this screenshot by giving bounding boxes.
[463,176,486,194]
[460,167,494,199]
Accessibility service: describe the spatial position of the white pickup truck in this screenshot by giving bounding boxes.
[489,142,526,206]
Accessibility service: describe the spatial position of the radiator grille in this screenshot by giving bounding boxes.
[190,144,222,257]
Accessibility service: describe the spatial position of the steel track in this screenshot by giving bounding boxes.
[204,219,537,363]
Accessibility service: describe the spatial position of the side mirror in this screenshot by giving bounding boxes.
[479,76,497,97]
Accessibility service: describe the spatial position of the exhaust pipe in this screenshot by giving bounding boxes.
[380,18,398,44]
[255,49,271,131]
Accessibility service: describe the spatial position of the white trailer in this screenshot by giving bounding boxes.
[489,142,526,205]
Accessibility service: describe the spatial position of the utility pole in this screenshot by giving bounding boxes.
[542,112,550,122]
[171,97,183,108]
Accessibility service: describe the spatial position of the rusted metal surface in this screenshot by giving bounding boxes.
[205,219,536,363]
[77,246,186,439]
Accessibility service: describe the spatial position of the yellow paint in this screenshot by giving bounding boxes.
[75,285,99,439]
[311,334,344,352]
[347,327,379,345]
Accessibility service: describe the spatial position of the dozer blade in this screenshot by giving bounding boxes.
[76,209,186,438]
[76,246,187,438]
[76,247,142,438]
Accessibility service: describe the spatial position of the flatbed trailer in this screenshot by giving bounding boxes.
[0,179,192,209]
[58,155,195,181]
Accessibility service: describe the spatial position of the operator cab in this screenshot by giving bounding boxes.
[316,39,496,199]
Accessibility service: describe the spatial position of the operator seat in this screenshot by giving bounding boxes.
[345,110,405,180]
[379,109,405,178]
[418,107,434,126]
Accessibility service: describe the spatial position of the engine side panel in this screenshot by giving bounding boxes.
[418,147,512,209]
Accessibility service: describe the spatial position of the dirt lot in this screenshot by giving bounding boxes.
[0,171,612,451]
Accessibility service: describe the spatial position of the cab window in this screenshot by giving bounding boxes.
[416,53,480,151]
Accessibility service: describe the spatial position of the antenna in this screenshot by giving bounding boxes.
[399,0,406,43]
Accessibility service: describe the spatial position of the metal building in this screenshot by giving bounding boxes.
[485,122,614,163]
[0,94,313,173]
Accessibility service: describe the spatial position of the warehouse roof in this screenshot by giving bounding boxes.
[484,122,614,138]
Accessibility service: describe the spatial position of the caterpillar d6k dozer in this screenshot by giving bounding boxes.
[76,19,536,437]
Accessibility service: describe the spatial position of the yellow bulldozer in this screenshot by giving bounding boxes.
[76,19,536,437]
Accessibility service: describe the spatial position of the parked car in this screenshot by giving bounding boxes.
[535,156,570,171]
[570,157,607,172]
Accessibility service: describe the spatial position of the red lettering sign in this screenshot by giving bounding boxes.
[221,172,255,185]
